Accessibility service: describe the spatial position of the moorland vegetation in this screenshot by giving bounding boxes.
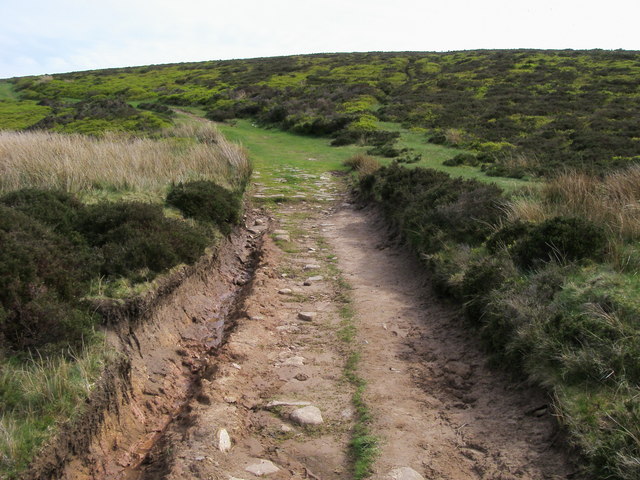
[0,124,250,477]
[1,49,639,479]
[3,50,639,177]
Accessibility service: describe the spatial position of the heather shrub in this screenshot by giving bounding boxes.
[166,180,241,232]
[0,206,95,352]
[76,201,209,279]
[0,189,84,239]
[512,216,606,269]
[442,153,479,167]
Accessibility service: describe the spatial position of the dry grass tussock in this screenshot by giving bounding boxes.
[509,166,640,242]
[343,153,381,177]
[0,124,251,194]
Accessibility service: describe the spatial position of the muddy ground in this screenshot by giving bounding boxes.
[51,175,581,480]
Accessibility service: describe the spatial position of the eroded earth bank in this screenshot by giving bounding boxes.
[48,176,580,480]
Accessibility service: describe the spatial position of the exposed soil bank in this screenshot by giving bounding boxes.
[23,209,269,480]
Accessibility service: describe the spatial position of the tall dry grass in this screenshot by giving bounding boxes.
[343,153,381,177]
[0,124,251,195]
[508,166,640,270]
[510,167,640,241]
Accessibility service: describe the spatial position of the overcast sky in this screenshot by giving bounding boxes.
[2,0,639,79]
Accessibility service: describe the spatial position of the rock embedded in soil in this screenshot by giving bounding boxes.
[303,264,321,270]
[386,467,426,480]
[275,234,291,242]
[298,311,316,321]
[245,459,280,476]
[290,406,324,425]
[307,275,323,282]
[217,428,232,453]
[278,288,293,295]
[266,400,312,407]
[282,355,306,366]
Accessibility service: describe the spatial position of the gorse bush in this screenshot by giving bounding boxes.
[166,180,241,232]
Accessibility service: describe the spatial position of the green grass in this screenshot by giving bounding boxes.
[0,82,18,100]
[379,122,534,192]
[217,119,367,195]
[215,118,532,196]
[0,341,114,478]
[0,100,50,130]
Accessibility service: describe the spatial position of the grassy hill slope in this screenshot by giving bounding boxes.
[3,50,640,176]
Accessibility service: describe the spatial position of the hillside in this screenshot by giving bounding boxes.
[2,50,640,176]
[1,50,640,480]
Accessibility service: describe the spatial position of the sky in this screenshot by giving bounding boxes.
[2,0,639,79]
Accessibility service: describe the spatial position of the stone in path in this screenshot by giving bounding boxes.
[386,467,426,480]
[245,459,280,476]
[290,406,323,425]
[266,400,312,407]
[281,355,305,366]
[303,264,321,270]
[278,288,292,295]
[217,428,232,453]
[298,311,316,322]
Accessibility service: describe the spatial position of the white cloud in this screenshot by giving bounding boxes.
[1,0,639,78]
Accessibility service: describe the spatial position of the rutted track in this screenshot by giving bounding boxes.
[24,209,270,480]
[27,174,581,480]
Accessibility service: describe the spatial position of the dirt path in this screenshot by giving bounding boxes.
[325,205,578,480]
[126,174,578,480]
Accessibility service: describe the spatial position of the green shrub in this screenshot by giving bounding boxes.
[485,220,533,254]
[166,180,241,232]
[461,254,517,321]
[442,153,479,167]
[76,201,209,279]
[0,206,95,352]
[0,189,84,239]
[512,216,607,269]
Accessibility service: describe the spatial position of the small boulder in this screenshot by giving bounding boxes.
[217,428,232,453]
[278,288,292,295]
[290,406,323,426]
[303,264,321,271]
[298,312,316,322]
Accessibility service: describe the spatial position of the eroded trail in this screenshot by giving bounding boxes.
[128,174,579,480]
[325,205,579,480]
